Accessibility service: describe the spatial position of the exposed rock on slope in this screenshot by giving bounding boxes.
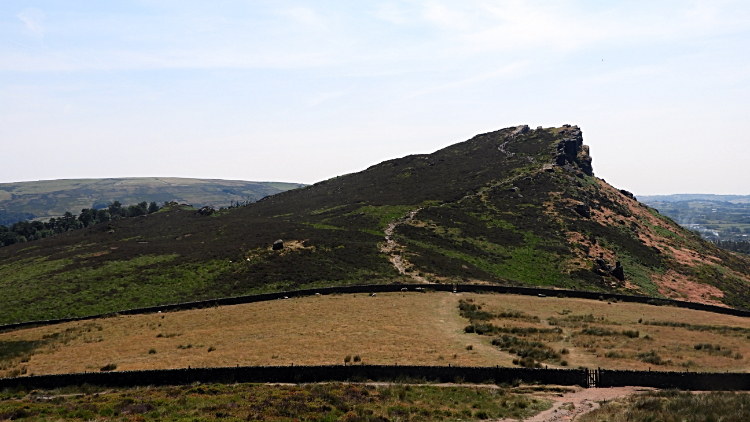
[2,124,750,324]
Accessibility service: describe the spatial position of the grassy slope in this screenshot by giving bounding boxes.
[0,178,304,220]
[3,292,750,378]
[0,383,551,422]
[580,390,750,422]
[1,125,750,325]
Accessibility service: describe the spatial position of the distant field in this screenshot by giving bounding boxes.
[639,195,750,241]
[0,178,305,222]
[2,291,750,378]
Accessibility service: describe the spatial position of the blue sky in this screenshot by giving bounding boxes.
[2,1,749,195]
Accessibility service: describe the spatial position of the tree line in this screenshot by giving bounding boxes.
[0,201,161,248]
[711,239,750,255]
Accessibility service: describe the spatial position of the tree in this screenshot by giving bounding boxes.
[148,201,159,214]
[108,201,123,218]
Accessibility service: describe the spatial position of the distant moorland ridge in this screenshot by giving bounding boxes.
[0,177,305,224]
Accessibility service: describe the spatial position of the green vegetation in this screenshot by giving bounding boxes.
[580,390,750,422]
[0,201,161,248]
[349,205,416,233]
[642,320,750,337]
[0,383,550,421]
[0,255,229,323]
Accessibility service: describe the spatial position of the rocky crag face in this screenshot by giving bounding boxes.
[2,124,749,324]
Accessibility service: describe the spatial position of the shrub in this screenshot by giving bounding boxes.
[458,300,493,321]
[560,348,569,355]
[518,356,540,368]
[100,363,117,372]
[474,410,490,419]
[207,346,216,352]
[694,343,733,357]
[353,355,361,362]
[560,360,568,366]
[344,355,352,364]
[622,330,640,338]
[580,327,618,336]
[466,345,473,350]
[637,350,664,365]
[148,349,157,354]
[492,335,560,364]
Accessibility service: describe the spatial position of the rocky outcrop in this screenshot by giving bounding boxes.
[555,125,593,176]
[619,189,636,201]
[510,125,530,137]
[593,255,625,281]
[273,239,284,250]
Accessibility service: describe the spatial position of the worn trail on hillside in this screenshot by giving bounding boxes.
[382,208,429,283]
[497,386,653,422]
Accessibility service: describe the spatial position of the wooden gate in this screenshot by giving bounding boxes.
[588,369,599,388]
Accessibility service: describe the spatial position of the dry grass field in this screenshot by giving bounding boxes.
[3,291,750,378]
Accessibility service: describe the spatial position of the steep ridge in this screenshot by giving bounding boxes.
[2,125,750,324]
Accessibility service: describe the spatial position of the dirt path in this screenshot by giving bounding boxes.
[497,386,654,422]
[382,208,429,283]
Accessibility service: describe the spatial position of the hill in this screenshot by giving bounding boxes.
[2,124,750,325]
[0,178,304,224]
[639,194,750,204]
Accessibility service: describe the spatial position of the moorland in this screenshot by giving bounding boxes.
[3,124,750,326]
[0,178,303,224]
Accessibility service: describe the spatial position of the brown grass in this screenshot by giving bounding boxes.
[3,292,750,377]
[0,292,512,377]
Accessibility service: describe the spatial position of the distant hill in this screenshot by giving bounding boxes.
[0,178,305,224]
[639,194,750,204]
[3,125,750,325]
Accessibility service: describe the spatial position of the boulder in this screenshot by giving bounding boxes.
[574,202,591,218]
[611,262,625,281]
[273,239,284,250]
[195,206,215,216]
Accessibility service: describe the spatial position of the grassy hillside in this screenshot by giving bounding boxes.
[3,292,750,378]
[0,178,304,221]
[2,124,750,324]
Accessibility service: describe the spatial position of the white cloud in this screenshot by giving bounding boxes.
[369,3,411,25]
[422,2,471,30]
[17,7,46,39]
[281,7,327,31]
[400,61,529,100]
